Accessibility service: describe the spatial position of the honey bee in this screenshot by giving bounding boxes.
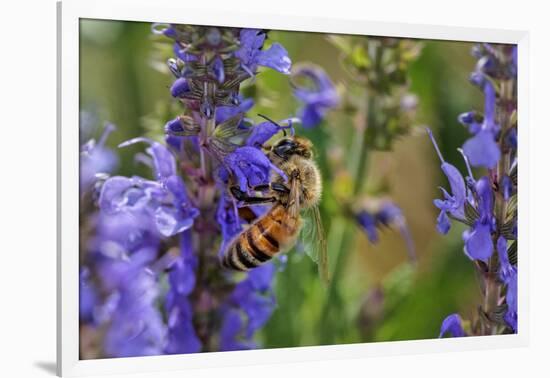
[220,134,329,283]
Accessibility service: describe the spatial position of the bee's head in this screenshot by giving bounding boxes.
[272,136,313,160]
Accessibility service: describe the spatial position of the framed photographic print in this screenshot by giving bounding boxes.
[57,0,529,376]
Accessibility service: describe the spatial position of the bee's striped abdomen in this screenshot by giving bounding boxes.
[221,204,300,271]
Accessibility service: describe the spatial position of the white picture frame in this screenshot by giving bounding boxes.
[57,0,530,376]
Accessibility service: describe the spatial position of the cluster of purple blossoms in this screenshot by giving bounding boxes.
[79,25,338,357]
[292,64,339,129]
[355,199,416,263]
[432,44,518,337]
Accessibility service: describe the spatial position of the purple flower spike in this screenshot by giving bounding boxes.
[224,146,287,192]
[293,65,339,128]
[439,313,466,338]
[236,29,292,75]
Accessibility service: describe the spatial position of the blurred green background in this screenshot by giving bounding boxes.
[80,19,484,348]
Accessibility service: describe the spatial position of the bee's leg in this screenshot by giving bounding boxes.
[230,186,276,205]
[251,184,270,192]
[251,182,290,194]
[270,182,291,194]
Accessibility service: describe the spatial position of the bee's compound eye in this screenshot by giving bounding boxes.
[274,139,297,158]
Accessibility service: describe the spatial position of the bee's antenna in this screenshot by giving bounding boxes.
[257,113,280,126]
[257,114,288,136]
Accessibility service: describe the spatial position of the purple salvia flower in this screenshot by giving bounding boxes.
[506,128,518,150]
[99,175,198,238]
[504,277,518,332]
[462,70,501,168]
[376,202,416,263]
[120,138,177,180]
[99,138,199,238]
[293,65,339,128]
[94,232,159,292]
[224,146,287,192]
[210,56,225,83]
[463,176,495,263]
[151,24,198,62]
[90,199,166,356]
[219,309,253,351]
[236,29,292,75]
[173,44,198,63]
[216,96,254,124]
[462,129,500,169]
[427,128,467,234]
[170,77,191,98]
[216,193,243,253]
[356,200,416,262]
[246,118,296,148]
[356,211,379,243]
[501,175,513,201]
[156,175,199,237]
[165,294,202,354]
[439,313,466,338]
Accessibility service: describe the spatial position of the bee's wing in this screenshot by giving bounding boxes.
[287,174,302,218]
[300,205,330,285]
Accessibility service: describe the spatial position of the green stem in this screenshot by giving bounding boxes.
[354,96,375,195]
[319,92,372,343]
